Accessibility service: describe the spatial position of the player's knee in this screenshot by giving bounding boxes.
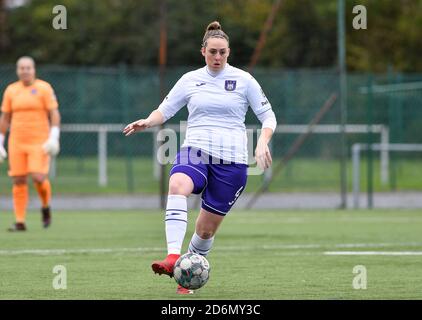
[13,176,27,185]
[31,173,46,184]
[195,226,215,239]
[196,230,215,239]
[168,174,193,196]
[168,181,190,196]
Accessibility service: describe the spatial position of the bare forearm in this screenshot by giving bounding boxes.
[0,121,8,135]
[145,109,165,128]
[258,127,274,145]
[0,113,11,135]
[50,109,61,127]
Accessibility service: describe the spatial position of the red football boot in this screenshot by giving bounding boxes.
[176,285,194,295]
[151,254,180,277]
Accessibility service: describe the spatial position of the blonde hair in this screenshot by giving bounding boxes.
[202,21,229,47]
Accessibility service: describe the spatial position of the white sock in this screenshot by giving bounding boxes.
[165,195,188,255]
[188,232,214,257]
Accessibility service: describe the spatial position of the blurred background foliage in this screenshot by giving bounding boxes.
[0,0,421,71]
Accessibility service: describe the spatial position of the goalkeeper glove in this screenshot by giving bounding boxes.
[0,133,7,163]
[42,126,60,156]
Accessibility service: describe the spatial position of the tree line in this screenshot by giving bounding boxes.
[0,0,420,72]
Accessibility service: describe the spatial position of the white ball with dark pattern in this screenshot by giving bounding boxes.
[173,252,211,290]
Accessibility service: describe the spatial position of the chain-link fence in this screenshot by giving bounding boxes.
[0,65,421,202]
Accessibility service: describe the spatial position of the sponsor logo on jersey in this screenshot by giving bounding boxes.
[196,82,206,87]
[261,100,269,106]
[225,80,237,91]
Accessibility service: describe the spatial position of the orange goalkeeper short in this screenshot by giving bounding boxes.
[8,141,50,176]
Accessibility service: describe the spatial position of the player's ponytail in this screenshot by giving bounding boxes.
[202,21,229,47]
[206,21,221,31]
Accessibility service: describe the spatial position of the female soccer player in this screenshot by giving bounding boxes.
[124,21,276,294]
[0,56,61,231]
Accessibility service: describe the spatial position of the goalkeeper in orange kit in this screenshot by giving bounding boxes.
[0,56,61,231]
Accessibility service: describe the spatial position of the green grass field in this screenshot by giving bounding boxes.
[0,209,421,299]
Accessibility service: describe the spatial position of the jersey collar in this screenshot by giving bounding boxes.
[205,63,229,78]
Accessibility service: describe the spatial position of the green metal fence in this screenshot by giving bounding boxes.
[0,65,421,198]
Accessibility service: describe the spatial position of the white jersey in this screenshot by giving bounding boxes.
[158,63,276,164]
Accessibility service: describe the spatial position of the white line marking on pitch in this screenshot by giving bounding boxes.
[0,247,164,256]
[1,242,422,256]
[260,242,422,250]
[324,251,422,256]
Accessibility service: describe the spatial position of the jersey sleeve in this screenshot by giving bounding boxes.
[246,75,277,131]
[1,86,12,113]
[157,75,188,122]
[246,76,273,116]
[43,83,59,110]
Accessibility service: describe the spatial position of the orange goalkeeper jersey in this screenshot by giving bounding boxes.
[1,79,58,144]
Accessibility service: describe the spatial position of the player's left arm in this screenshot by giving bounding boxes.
[246,76,277,170]
[49,108,61,127]
[42,84,61,156]
[255,127,274,170]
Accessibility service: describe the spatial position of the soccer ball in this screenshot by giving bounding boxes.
[173,253,210,290]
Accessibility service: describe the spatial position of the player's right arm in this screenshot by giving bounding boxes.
[123,75,188,137]
[123,109,165,136]
[0,112,11,134]
[0,86,12,162]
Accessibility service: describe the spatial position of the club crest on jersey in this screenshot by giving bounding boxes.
[31,89,37,95]
[225,80,237,91]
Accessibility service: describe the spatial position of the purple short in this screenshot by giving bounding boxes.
[170,147,248,216]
